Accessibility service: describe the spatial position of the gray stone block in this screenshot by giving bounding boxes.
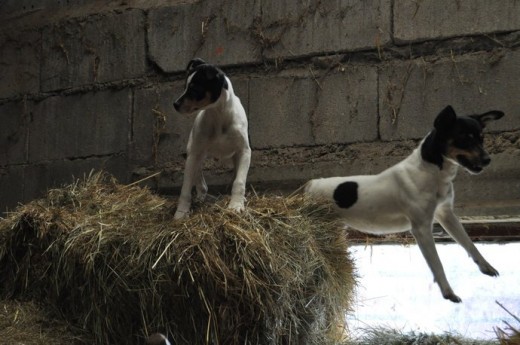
[454,152,520,216]
[0,0,90,21]
[23,155,129,204]
[41,9,146,91]
[132,81,192,167]
[0,29,40,99]
[29,89,131,161]
[261,0,391,59]
[313,66,378,144]
[379,50,520,141]
[249,74,316,149]
[0,101,29,165]
[394,0,520,43]
[147,0,261,73]
[0,165,24,214]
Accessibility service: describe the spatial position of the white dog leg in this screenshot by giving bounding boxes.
[410,220,461,303]
[174,154,201,219]
[194,166,208,202]
[435,207,499,277]
[228,148,251,212]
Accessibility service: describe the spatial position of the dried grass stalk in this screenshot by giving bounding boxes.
[0,172,355,345]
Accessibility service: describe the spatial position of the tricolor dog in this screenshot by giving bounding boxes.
[146,333,171,345]
[305,106,503,302]
[173,58,251,219]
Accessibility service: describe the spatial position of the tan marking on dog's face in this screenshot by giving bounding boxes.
[446,144,481,163]
[445,138,490,173]
[177,92,213,114]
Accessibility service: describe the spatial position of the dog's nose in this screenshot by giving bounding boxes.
[482,156,491,166]
[173,101,181,111]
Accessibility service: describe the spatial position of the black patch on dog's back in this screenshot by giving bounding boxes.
[333,181,358,209]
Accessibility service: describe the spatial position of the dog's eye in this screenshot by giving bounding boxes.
[188,88,206,101]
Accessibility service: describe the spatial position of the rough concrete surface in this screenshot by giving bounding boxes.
[394,0,520,43]
[29,90,131,161]
[0,0,519,217]
[41,9,147,92]
[379,49,520,141]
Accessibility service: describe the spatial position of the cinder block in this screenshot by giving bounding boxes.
[313,66,378,144]
[132,81,192,166]
[0,29,40,99]
[147,0,261,73]
[23,155,129,204]
[29,89,131,161]
[394,0,520,43]
[261,0,391,59]
[249,74,316,149]
[379,50,520,141]
[0,165,24,214]
[454,152,520,216]
[41,9,146,91]
[0,0,91,21]
[0,101,29,165]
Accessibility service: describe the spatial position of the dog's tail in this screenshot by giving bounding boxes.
[288,180,313,198]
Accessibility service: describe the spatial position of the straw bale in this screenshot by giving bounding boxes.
[0,172,355,345]
[0,299,89,344]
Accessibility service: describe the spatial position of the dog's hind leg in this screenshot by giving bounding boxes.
[435,206,499,277]
[410,219,462,303]
[228,148,251,212]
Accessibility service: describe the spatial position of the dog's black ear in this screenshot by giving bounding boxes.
[186,58,206,73]
[434,105,457,131]
[470,110,504,128]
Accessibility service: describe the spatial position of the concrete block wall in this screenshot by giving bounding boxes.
[1,0,519,216]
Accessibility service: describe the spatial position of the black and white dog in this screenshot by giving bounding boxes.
[305,106,503,302]
[146,333,171,345]
[173,58,251,219]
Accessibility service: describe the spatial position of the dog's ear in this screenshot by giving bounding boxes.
[434,105,457,132]
[186,58,206,74]
[470,110,504,128]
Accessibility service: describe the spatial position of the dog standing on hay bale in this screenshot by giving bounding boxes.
[305,106,503,302]
[173,58,251,219]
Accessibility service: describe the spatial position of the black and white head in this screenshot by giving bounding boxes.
[146,333,171,345]
[423,105,504,174]
[173,58,228,114]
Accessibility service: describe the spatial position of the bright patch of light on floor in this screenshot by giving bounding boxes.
[347,242,520,339]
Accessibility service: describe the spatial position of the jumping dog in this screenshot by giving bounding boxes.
[173,58,251,219]
[304,105,503,302]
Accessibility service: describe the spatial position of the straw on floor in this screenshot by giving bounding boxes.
[0,172,355,345]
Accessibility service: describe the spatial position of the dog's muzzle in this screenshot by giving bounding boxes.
[456,153,491,174]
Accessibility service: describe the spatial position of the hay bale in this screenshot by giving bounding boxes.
[0,299,89,344]
[0,172,355,345]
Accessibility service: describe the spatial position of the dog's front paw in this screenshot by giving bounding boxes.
[227,200,245,213]
[479,262,499,277]
[174,209,189,220]
[443,291,462,303]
